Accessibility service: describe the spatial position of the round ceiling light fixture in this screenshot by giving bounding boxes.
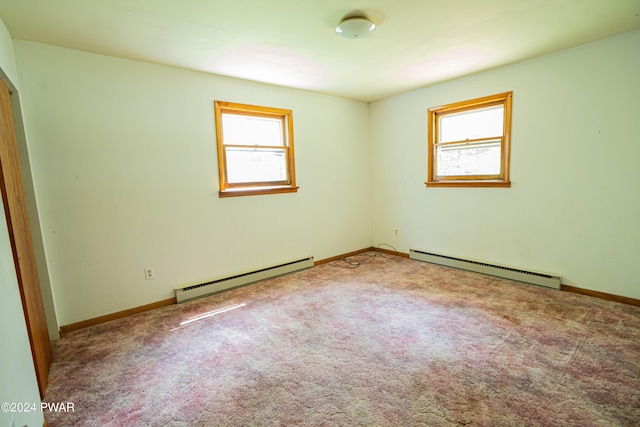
[335,17,376,40]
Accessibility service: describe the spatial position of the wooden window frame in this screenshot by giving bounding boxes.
[426,92,512,188]
[214,101,298,198]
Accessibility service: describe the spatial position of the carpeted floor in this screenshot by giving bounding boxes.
[44,253,640,426]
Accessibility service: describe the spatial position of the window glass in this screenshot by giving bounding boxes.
[225,147,287,183]
[221,114,283,147]
[439,105,504,143]
[436,141,501,176]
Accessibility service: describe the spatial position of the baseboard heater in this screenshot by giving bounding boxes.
[409,249,561,289]
[175,256,314,303]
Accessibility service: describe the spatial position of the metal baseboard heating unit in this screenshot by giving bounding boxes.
[175,256,314,303]
[410,249,561,289]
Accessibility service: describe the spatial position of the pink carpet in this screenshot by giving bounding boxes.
[44,254,640,426]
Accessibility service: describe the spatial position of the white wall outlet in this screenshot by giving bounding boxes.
[394,228,399,236]
[145,267,155,280]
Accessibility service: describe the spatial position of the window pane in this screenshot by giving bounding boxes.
[226,147,288,184]
[222,114,284,146]
[436,140,501,176]
[440,105,504,143]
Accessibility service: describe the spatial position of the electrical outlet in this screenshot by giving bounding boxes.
[145,267,155,280]
[394,228,399,236]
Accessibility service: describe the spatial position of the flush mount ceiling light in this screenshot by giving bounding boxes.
[335,17,376,39]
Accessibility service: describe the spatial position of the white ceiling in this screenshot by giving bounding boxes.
[1,0,639,102]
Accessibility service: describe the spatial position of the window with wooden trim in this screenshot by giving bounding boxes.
[214,101,298,197]
[427,92,512,188]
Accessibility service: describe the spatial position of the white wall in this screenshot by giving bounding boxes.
[370,29,640,299]
[14,41,372,326]
[0,18,44,427]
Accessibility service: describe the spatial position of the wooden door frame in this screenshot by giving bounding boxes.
[0,75,51,398]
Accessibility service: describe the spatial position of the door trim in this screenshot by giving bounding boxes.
[0,77,51,398]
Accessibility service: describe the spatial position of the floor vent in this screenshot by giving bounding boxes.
[175,256,314,303]
[410,249,561,289]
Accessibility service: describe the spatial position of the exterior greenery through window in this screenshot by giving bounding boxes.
[427,92,512,187]
[214,101,298,197]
